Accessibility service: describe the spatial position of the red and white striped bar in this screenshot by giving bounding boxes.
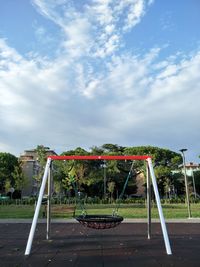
[48,155,151,161]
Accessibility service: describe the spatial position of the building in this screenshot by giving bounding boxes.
[184,162,200,176]
[183,162,200,197]
[20,147,57,196]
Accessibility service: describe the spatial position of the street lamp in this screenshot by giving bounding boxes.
[179,149,192,218]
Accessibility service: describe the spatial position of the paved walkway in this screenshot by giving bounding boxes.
[0,222,200,266]
[0,218,200,223]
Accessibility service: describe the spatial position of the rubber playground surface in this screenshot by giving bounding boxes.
[0,221,200,267]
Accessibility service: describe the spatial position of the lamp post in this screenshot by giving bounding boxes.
[179,149,192,218]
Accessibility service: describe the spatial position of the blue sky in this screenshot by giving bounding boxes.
[0,0,200,162]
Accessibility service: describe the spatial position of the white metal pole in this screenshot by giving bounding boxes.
[180,149,192,218]
[103,160,107,199]
[147,158,172,255]
[46,163,52,240]
[25,158,52,256]
[146,162,151,239]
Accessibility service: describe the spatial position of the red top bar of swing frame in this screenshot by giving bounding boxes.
[48,155,151,161]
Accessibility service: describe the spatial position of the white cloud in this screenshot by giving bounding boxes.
[0,39,22,66]
[1,35,200,158]
[0,0,200,162]
[123,0,145,31]
[82,79,101,98]
[105,24,115,35]
[32,0,151,58]
[62,17,92,58]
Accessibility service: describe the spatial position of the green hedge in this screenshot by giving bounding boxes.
[1,195,200,205]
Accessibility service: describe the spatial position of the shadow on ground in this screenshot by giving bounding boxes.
[0,223,199,267]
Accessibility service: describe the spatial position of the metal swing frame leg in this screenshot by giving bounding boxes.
[146,161,151,240]
[25,158,52,256]
[46,162,52,240]
[147,158,172,255]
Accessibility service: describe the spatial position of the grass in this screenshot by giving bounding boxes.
[0,203,200,219]
[0,205,37,219]
[78,203,200,219]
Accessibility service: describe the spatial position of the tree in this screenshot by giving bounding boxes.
[4,179,11,194]
[11,161,28,197]
[91,144,137,198]
[124,146,182,197]
[101,144,125,154]
[53,144,182,199]
[57,146,122,198]
[33,145,49,195]
[190,170,200,195]
[171,172,185,196]
[52,147,91,197]
[35,145,48,168]
[0,152,18,192]
[107,181,115,202]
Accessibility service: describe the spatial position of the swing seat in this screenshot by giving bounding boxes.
[76,215,123,229]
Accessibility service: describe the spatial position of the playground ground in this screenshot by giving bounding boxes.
[0,220,200,267]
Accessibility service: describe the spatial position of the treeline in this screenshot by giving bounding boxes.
[0,144,200,200]
[34,144,200,200]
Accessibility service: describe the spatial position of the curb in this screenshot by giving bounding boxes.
[0,218,200,223]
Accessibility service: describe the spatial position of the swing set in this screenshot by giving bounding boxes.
[25,155,172,256]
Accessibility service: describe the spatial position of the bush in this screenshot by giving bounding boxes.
[123,198,145,204]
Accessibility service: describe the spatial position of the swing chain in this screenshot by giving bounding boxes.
[113,161,135,215]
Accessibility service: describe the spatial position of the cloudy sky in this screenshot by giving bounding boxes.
[0,0,200,161]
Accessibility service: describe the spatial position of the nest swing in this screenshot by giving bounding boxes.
[76,214,123,229]
[75,162,135,230]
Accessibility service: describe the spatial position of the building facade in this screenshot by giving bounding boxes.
[20,147,57,196]
[184,162,200,176]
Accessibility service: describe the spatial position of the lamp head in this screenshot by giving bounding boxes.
[179,149,187,153]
